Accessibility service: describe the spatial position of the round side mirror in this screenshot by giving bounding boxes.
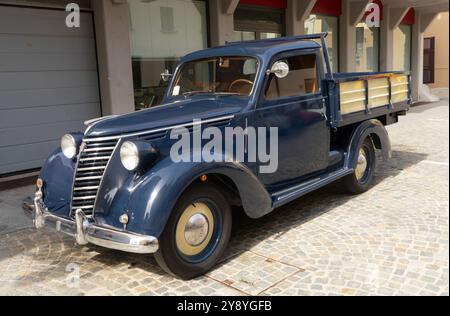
[160,69,173,82]
[267,61,289,79]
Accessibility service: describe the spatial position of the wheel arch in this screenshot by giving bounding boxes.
[345,119,392,169]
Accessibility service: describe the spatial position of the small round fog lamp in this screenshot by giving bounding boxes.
[119,214,129,225]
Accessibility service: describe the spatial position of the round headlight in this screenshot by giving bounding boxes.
[120,141,140,171]
[61,134,77,159]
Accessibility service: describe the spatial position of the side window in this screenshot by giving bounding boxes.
[265,54,319,100]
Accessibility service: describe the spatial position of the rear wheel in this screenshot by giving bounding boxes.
[154,182,232,279]
[343,137,376,194]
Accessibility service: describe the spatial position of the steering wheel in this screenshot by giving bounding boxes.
[229,79,254,94]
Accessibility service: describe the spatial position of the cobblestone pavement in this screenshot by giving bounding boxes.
[0,101,448,296]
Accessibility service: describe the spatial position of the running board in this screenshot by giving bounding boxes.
[271,168,354,208]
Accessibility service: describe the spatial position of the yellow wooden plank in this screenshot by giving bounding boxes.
[368,77,389,108]
[391,75,408,103]
[340,80,366,114]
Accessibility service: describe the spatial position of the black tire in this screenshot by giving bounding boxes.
[154,182,232,279]
[343,137,376,195]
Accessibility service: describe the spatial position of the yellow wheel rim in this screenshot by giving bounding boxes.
[175,202,215,257]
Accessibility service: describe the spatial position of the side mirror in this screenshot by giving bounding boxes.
[160,69,173,82]
[266,61,289,78]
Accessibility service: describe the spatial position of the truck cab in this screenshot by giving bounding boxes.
[27,33,410,279]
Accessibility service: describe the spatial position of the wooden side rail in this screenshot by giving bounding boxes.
[339,74,409,116]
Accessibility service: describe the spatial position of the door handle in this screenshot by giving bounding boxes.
[321,98,327,121]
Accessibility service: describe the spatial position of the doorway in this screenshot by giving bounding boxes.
[423,37,435,84]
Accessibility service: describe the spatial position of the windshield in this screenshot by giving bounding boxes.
[170,56,259,97]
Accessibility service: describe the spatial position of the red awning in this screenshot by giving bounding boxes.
[239,0,287,9]
[311,0,342,16]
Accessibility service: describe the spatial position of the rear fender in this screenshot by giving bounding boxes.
[345,119,391,169]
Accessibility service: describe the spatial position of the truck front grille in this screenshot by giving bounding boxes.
[70,138,119,217]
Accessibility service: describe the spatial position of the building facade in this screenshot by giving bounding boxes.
[423,11,449,97]
[0,0,448,177]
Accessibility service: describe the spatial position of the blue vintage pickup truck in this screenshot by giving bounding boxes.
[26,33,410,278]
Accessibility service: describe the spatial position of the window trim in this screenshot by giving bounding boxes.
[258,49,324,107]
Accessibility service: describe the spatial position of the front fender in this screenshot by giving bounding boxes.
[117,157,272,237]
[345,119,391,169]
[39,148,76,217]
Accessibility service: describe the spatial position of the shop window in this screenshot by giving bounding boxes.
[305,14,339,72]
[355,22,380,72]
[233,5,285,41]
[393,25,412,71]
[129,0,208,110]
[265,54,319,100]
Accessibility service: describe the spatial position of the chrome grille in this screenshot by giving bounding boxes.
[70,138,119,217]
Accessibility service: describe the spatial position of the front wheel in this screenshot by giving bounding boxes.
[154,182,232,279]
[343,137,376,195]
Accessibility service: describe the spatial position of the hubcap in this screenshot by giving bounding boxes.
[184,213,209,246]
[175,202,214,256]
[355,149,368,181]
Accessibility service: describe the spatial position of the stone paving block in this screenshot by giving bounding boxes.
[207,251,298,295]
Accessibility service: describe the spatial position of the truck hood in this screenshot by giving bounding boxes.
[84,96,246,138]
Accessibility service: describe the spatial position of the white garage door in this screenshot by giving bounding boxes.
[0,5,101,175]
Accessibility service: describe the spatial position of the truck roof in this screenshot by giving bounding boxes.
[181,36,322,62]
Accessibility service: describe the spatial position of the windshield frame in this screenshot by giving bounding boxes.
[166,55,261,100]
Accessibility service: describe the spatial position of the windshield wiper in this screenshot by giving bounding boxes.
[213,92,242,96]
[182,90,213,97]
[183,91,242,97]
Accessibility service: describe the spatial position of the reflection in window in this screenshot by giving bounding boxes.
[305,14,339,72]
[232,31,256,42]
[129,0,207,110]
[393,25,412,71]
[355,22,379,72]
[265,54,319,100]
[160,7,175,33]
[260,32,281,39]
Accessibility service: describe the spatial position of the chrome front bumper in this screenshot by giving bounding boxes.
[26,191,159,254]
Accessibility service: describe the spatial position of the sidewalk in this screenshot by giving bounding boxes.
[0,177,35,234]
